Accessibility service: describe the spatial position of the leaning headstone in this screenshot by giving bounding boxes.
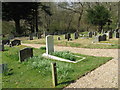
[115,32,119,38]
[88,32,92,38]
[57,37,60,40]
[46,35,54,54]
[19,48,33,62]
[102,34,107,41]
[0,44,4,51]
[74,32,79,39]
[11,39,21,46]
[108,31,113,39]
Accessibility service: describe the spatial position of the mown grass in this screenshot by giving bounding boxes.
[2,45,112,88]
[21,33,120,49]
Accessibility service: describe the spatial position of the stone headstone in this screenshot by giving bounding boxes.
[67,33,71,41]
[37,33,41,39]
[102,34,107,41]
[94,32,97,36]
[57,37,60,40]
[94,35,101,42]
[11,39,21,46]
[29,34,33,40]
[108,31,113,39]
[65,34,67,39]
[19,48,33,62]
[0,64,8,73]
[74,32,79,39]
[0,44,4,51]
[46,35,54,54]
[88,32,92,38]
[115,32,119,38]
[2,40,10,45]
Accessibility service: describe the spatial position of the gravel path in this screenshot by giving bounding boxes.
[22,43,118,88]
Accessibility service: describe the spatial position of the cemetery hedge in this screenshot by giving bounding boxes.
[2,45,112,88]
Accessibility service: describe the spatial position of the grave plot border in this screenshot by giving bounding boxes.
[42,53,86,63]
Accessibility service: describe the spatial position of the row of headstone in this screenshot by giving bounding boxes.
[64,33,71,41]
[29,33,42,40]
[88,31,98,38]
[94,34,107,42]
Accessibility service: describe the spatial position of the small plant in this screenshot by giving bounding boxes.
[50,51,77,61]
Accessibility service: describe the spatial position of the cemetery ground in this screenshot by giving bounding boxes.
[21,33,120,49]
[2,45,112,88]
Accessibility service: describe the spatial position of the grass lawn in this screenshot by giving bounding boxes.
[2,45,112,88]
[21,33,120,49]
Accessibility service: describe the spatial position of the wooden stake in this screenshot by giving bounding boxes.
[51,62,57,87]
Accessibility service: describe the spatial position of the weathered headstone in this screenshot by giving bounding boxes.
[88,32,92,38]
[0,44,4,51]
[108,31,113,39]
[74,32,79,39]
[57,37,60,40]
[19,48,33,62]
[115,32,119,38]
[102,34,107,41]
[46,35,54,54]
[11,39,21,46]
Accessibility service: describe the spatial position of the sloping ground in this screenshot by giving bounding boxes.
[22,43,118,88]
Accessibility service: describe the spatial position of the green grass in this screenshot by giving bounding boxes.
[21,33,120,49]
[50,51,83,61]
[2,45,112,88]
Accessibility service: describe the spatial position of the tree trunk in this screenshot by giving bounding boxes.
[15,19,21,35]
[35,8,38,33]
[77,12,83,32]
